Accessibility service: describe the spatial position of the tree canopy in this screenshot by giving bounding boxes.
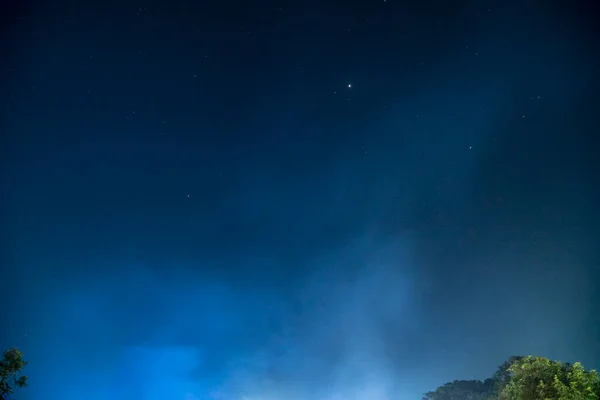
[501,356,600,400]
[0,348,28,399]
[424,356,600,400]
[423,379,495,400]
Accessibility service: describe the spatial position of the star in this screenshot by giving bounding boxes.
[348,84,352,88]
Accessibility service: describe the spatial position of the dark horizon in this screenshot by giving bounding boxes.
[1,0,599,399]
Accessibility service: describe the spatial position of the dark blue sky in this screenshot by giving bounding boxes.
[1,0,599,399]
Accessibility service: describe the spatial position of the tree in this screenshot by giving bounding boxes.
[489,356,524,398]
[423,379,495,400]
[423,356,523,400]
[499,356,600,400]
[424,356,600,400]
[0,348,28,399]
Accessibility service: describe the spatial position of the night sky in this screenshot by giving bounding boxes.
[1,0,599,399]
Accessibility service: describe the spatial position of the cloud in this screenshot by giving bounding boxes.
[213,234,422,400]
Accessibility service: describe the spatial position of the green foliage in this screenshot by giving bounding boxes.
[500,356,600,400]
[423,379,495,400]
[0,348,28,398]
[491,356,525,397]
[425,356,600,400]
[423,356,523,400]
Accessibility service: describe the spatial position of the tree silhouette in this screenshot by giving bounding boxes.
[0,348,28,399]
[424,355,600,400]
